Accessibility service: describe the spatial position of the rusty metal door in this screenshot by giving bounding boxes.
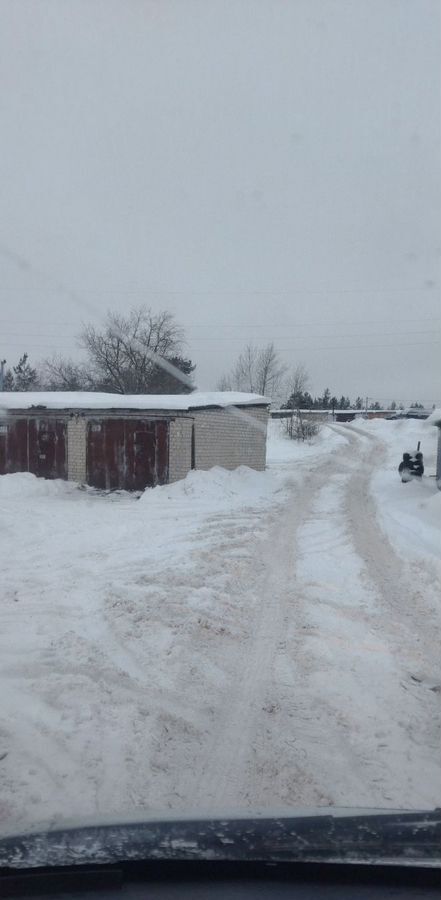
[0,418,28,474]
[86,418,169,491]
[0,417,67,478]
[127,420,169,491]
[86,419,124,491]
[28,418,67,479]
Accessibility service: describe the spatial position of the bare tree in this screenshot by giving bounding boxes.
[285,364,310,406]
[78,306,194,394]
[255,342,287,396]
[232,344,259,392]
[41,355,93,391]
[221,342,287,398]
[216,373,233,391]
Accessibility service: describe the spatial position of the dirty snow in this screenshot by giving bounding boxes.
[1,418,440,838]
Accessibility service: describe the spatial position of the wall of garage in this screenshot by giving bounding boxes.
[192,405,268,472]
[67,418,87,482]
[1,403,269,488]
[169,417,193,483]
[167,405,269,482]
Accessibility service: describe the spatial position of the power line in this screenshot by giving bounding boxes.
[1,317,439,330]
[0,286,439,296]
[267,341,440,352]
[188,332,439,343]
[188,319,441,328]
[1,340,438,354]
[1,328,439,341]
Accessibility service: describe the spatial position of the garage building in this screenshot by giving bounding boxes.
[0,391,269,490]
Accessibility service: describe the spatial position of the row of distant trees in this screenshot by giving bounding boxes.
[2,307,428,409]
[217,348,425,411]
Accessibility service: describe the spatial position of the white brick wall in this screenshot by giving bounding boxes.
[192,405,268,472]
[67,418,87,482]
[169,417,193,483]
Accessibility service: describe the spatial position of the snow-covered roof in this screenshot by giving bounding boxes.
[0,390,270,412]
[427,407,441,426]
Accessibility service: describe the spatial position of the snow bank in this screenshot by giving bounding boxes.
[348,418,441,569]
[426,407,441,426]
[0,472,74,499]
[140,465,282,512]
[350,417,437,463]
[372,474,441,564]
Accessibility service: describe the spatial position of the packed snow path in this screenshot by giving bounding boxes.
[193,425,441,811]
[1,422,440,833]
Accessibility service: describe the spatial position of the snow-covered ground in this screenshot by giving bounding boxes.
[1,417,440,836]
[354,417,440,569]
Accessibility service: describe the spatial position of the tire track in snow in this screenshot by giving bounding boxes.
[191,449,356,811]
[340,427,441,799]
[191,426,441,811]
[342,425,441,660]
[307,425,441,806]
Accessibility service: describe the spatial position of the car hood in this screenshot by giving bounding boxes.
[1,809,441,870]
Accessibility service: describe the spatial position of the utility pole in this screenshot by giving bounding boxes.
[365,396,369,418]
[0,360,6,391]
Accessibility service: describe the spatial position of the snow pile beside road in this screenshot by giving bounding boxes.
[348,418,440,570]
[0,472,74,499]
[140,465,283,512]
[427,407,441,425]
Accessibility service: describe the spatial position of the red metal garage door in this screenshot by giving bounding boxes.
[28,418,67,480]
[86,418,169,491]
[0,417,67,479]
[0,418,28,474]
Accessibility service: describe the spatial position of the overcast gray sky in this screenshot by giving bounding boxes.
[0,0,440,403]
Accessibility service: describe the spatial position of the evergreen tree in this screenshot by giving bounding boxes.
[13,353,38,390]
[2,354,38,391]
[320,388,331,409]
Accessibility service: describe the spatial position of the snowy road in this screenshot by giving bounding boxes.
[1,421,440,833]
[192,424,441,812]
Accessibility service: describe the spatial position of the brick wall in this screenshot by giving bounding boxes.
[169,417,193,483]
[67,418,87,482]
[192,405,268,472]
